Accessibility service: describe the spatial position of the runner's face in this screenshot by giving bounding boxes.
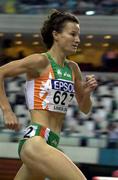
[55,22,80,55]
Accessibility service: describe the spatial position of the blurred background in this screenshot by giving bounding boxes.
[0,0,118,180]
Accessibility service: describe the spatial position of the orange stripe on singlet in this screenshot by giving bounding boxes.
[34,66,55,109]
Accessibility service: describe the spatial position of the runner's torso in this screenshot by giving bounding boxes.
[25,52,75,132]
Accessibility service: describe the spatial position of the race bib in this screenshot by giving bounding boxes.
[48,79,75,113]
[23,125,38,139]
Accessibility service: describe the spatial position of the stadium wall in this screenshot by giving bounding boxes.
[0,14,118,34]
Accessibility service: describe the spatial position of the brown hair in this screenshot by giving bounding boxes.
[41,10,79,49]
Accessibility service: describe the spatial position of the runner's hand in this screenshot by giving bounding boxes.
[83,75,98,94]
[3,109,20,131]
